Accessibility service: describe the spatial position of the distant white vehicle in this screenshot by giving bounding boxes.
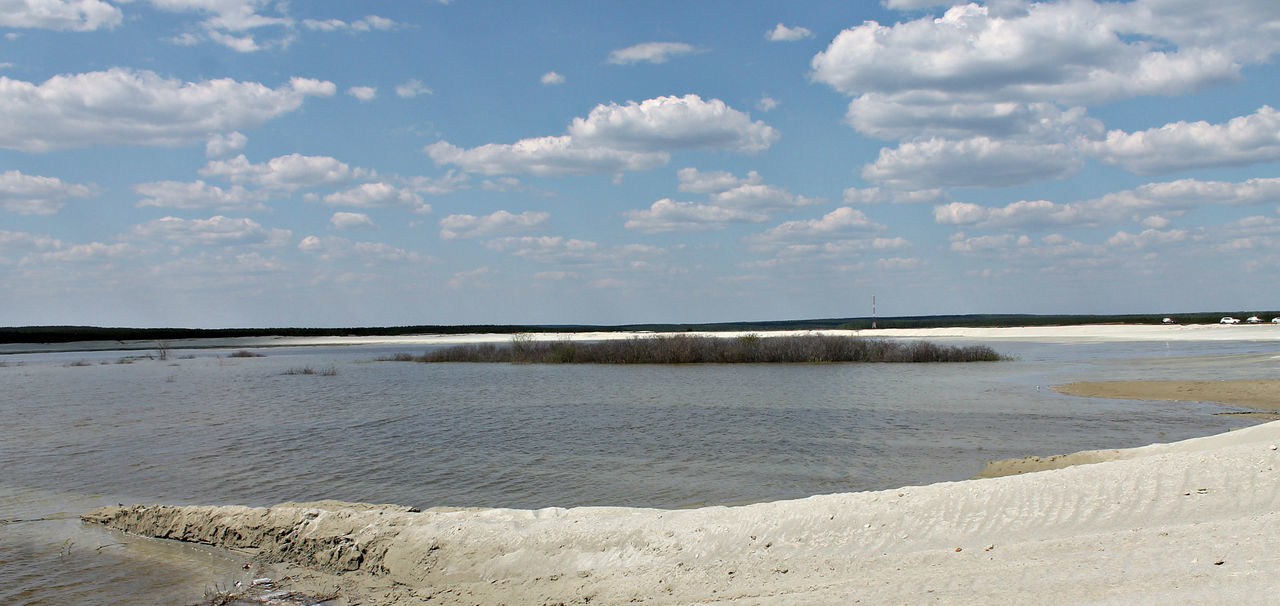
[1247,316,1263,323]
[1273,317,1280,324]
[1162,317,1175,324]
[1220,316,1241,324]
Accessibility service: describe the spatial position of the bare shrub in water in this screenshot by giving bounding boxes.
[390,334,1002,364]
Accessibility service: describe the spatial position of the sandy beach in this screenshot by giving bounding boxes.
[71,324,1280,604]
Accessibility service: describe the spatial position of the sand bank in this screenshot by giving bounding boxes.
[1056,378,1280,411]
[85,419,1280,605]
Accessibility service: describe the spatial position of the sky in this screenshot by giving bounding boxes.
[2,0,1279,328]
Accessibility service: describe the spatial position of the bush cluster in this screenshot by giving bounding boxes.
[385,334,1003,365]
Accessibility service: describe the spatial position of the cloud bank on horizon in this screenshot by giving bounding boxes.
[1,0,1278,327]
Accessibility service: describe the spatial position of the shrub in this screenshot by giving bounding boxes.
[389,334,1003,365]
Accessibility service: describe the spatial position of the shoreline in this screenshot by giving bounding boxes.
[85,418,1280,604]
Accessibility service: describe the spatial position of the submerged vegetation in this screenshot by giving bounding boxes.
[382,334,1003,365]
[283,365,338,376]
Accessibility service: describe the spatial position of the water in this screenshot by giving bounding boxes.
[2,338,1277,604]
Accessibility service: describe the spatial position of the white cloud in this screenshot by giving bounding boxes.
[20,241,138,264]
[623,199,769,233]
[143,0,294,51]
[864,137,1081,189]
[0,0,122,31]
[757,95,779,112]
[1085,106,1280,174]
[298,235,420,263]
[201,153,363,190]
[810,0,1280,188]
[0,69,334,152]
[708,183,819,211]
[131,215,291,247]
[302,15,395,32]
[205,131,247,157]
[747,207,884,246]
[329,211,376,231]
[569,95,778,153]
[483,236,599,264]
[540,71,565,85]
[395,79,432,98]
[812,2,1252,107]
[320,182,430,213]
[134,180,268,211]
[934,177,1280,230]
[1107,228,1189,249]
[439,209,549,240]
[0,170,95,215]
[426,137,667,177]
[607,42,697,65]
[765,23,812,42]
[347,86,377,101]
[677,168,762,193]
[429,95,776,177]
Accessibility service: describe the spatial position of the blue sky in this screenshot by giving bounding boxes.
[2,0,1279,327]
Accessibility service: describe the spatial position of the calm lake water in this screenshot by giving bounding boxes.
[2,337,1277,604]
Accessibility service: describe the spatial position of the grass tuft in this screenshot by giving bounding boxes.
[283,365,338,376]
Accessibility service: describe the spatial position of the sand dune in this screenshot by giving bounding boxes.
[85,420,1280,604]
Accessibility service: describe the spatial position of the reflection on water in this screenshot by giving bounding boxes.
[1,338,1275,603]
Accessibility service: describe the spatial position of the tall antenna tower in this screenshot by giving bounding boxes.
[872,295,877,329]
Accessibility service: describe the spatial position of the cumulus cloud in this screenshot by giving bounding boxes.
[1085,106,1280,174]
[810,1,1280,189]
[0,170,95,215]
[328,211,376,230]
[298,235,420,263]
[863,137,1082,189]
[765,23,812,42]
[676,168,762,193]
[134,180,268,211]
[142,0,293,51]
[439,209,549,240]
[540,71,565,85]
[483,236,599,264]
[607,42,697,65]
[320,182,430,213]
[568,95,778,153]
[812,2,1252,108]
[623,199,769,233]
[205,131,247,157]
[0,69,334,152]
[302,15,395,32]
[347,86,377,101]
[130,215,291,247]
[747,207,884,246]
[757,95,779,112]
[0,0,122,31]
[426,137,667,177]
[934,177,1280,230]
[395,79,432,98]
[201,153,364,190]
[428,95,777,177]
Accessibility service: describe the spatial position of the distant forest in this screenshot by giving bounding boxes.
[2,312,1276,345]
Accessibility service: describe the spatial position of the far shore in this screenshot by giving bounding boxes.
[6,322,1280,355]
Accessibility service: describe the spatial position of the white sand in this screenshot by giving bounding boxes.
[87,420,1280,604]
